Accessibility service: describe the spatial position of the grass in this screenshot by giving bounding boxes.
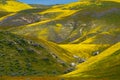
[59,43,109,59]
[63,42,120,79]
[0,0,120,79]
[0,31,71,76]
[23,35,75,63]
[0,0,32,12]
[5,0,119,44]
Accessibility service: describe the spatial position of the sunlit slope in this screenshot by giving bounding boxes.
[24,36,75,63]
[63,42,120,79]
[0,0,32,20]
[0,31,72,76]
[58,0,120,59]
[0,0,119,79]
[1,0,119,61]
[0,0,119,62]
[60,28,120,59]
[0,0,32,12]
[59,43,109,59]
[5,0,119,44]
[0,4,78,28]
[103,0,120,2]
[0,7,51,27]
[59,1,120,43]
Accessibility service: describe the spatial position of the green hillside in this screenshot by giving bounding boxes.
[2,0,119,44]
[0,0,120,80]
[0,0,32,22]
[0,31,73,76]
[63,42,120,80]
[4,0,119,60]
[0,0,32,12]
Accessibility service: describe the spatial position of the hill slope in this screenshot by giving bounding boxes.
[63,42,120,79]
[0,0,32,21]
[0,0,32,12]
[3,0,119,44]
[0,31,73,76]
[0,0,120,79]
[0,0,119,70]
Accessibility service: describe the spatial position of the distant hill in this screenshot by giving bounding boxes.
[0,0,32,12]
[0,0,32,18]
[0,0,119,43]
[29,4,51,9]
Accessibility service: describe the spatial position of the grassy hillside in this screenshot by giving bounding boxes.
[63,42,120,79]
[0,12,41,27]
[0,0,120,80]
[0,31,73,76]
[4,0,119,61]
[59,43,109,59]
[0,0,32,12]
[0,0,32,22]
[0,0,119,67]
[3,0,119,44]
[0,41,120,80]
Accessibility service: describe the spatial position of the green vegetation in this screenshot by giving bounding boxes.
[0,31,72,76]
[2,0,119,44]
[0,0,120,80]
[0,0,32,12]
[63,42,120,79]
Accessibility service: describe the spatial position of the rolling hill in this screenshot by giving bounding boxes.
[3,0,119,60]
[0,31,74,76]
[0,0,32,22]
[0,0,120,80]
[63,42,120,80]
[0,0,32,12]
[0,0,119,44]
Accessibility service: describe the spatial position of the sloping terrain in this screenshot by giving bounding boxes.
[63,42,120,80]
[3,0,119,44]
[0,0,51,27]
[0,0,32,22]
[0,31,73,76]
[29,4,51,9]
[0,0,119,60]
[0,0,120,70]
[0,12,41,27]
[0,0,32,12]
[0,0,120,80]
